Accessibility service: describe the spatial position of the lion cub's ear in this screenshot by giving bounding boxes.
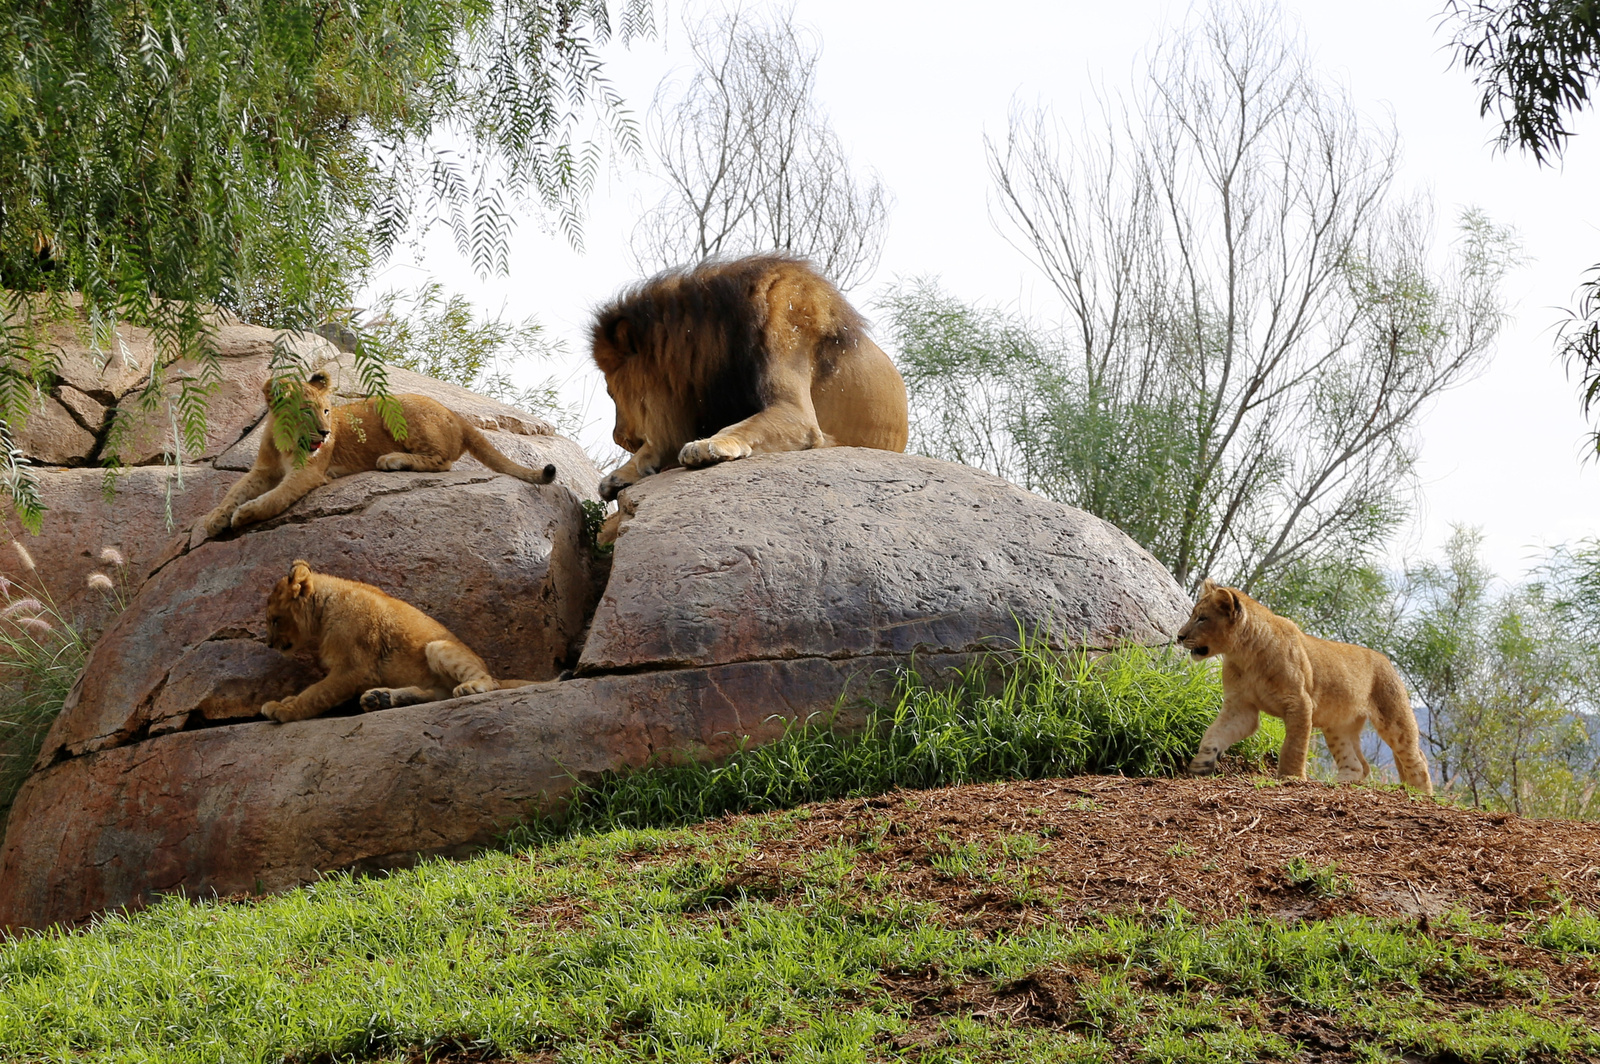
[287,559,315,599]
[1200,577,1218,598]
[1216,587,1243,620]
[307,371,331,390]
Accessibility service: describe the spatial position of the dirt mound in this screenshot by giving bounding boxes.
[697,776,1600,929]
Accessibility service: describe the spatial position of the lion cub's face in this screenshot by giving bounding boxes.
[1176,579,1245,659]
[265,560,318,654]
[263,372,336,458]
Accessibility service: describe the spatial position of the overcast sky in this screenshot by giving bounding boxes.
[362,0,1600,582]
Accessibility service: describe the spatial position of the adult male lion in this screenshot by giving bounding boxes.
[195,371,556,538]
[590,255,909,501]
[259,559,535,722]
[1177,579,1433,793]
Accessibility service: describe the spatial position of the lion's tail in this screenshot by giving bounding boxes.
[459,421,557,486]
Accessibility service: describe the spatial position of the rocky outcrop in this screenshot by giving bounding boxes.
[3,305,567,637]
[0,449,1190,930]
[39,468,597,765]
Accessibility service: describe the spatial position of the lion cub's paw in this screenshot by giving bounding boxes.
[375,453,412,471]
[452,678,497,698]
[230,502,266,529]
[679,435,752,468]
[197,509,232,538]
[261,699,293,723]
[360,688,395,712]
[1187,753,1220,777]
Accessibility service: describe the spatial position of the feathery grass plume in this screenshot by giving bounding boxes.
[98,546,125,567]
[2,598,42,618]
[0,552,100,826]
[86,573,114,592]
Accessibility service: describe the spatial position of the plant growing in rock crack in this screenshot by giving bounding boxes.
[0,540,129,825]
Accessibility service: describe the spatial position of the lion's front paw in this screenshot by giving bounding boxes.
[197,509,232,538]
[261,699,292,722]
[230,502,266,529]
[1187,753,1219,777]
[452,678,496,698]
[598,473,632,502]
[375,453,411,471]
[679,435,751,468]
[360,688,394,712]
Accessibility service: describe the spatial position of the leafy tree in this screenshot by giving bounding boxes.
[1443,2,1600,455]
[1390,527,1600,816]
[0,0,652,530]
[357,283,583,437]
[630,6,889,288]
[965,3,1515,595]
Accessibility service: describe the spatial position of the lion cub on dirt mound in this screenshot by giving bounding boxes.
[259,559,534,723]
[1177,579,1433,793]
[196,371,556,538]
[591,254,909,501]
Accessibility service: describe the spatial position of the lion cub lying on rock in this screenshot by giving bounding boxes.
[260,560,534,723]
[197,371,556,538]
[1178,579,1433,794]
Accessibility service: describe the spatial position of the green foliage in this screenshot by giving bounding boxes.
[1445,0,1600,165]
[1381,527,1600,816]
[359,282,582,433]
[507,641,1278,844]
[0,0,651,527]
[1283,857,1355,899]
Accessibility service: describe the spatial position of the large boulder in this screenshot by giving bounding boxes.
[583,450,1187,671]
[39,466,598,765]
[0,449,1190,930]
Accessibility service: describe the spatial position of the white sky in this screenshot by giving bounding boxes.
[361,0,1600,582]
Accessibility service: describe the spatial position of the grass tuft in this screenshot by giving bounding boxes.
[508,640,1282,847]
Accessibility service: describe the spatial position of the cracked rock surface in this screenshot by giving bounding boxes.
[0,449,1190,930]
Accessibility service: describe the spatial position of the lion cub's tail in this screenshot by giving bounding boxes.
[494,678,538,690]
[459,421,557,486]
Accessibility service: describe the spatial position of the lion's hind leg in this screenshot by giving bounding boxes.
[423,639,498,699]
[1321,718,1371,785]
[360,685,453,711]
[1369,666,1434,795]
[376,451,456,472]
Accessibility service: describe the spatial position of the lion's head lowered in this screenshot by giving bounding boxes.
[265,559,319,654]
[1175,579,1250,660]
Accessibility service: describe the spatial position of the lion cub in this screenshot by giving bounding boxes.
[1177,579,1432,793]
[196,371,557,539]
[260,559,534,723]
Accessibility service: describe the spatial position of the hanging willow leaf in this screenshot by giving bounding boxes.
[0,0,652,527]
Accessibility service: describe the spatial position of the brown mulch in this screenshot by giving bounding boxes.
[684,776,1600,929]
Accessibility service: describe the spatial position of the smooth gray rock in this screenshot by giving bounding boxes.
[581,448,1190,673]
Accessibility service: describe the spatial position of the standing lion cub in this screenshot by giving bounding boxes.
[196,371,556,539]
[260,559,535,723]
[1177,579,1432,793]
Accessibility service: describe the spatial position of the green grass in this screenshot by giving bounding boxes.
[0,643,1585,1062]
[512,641,1283,845]
[0,823,1594,1064]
